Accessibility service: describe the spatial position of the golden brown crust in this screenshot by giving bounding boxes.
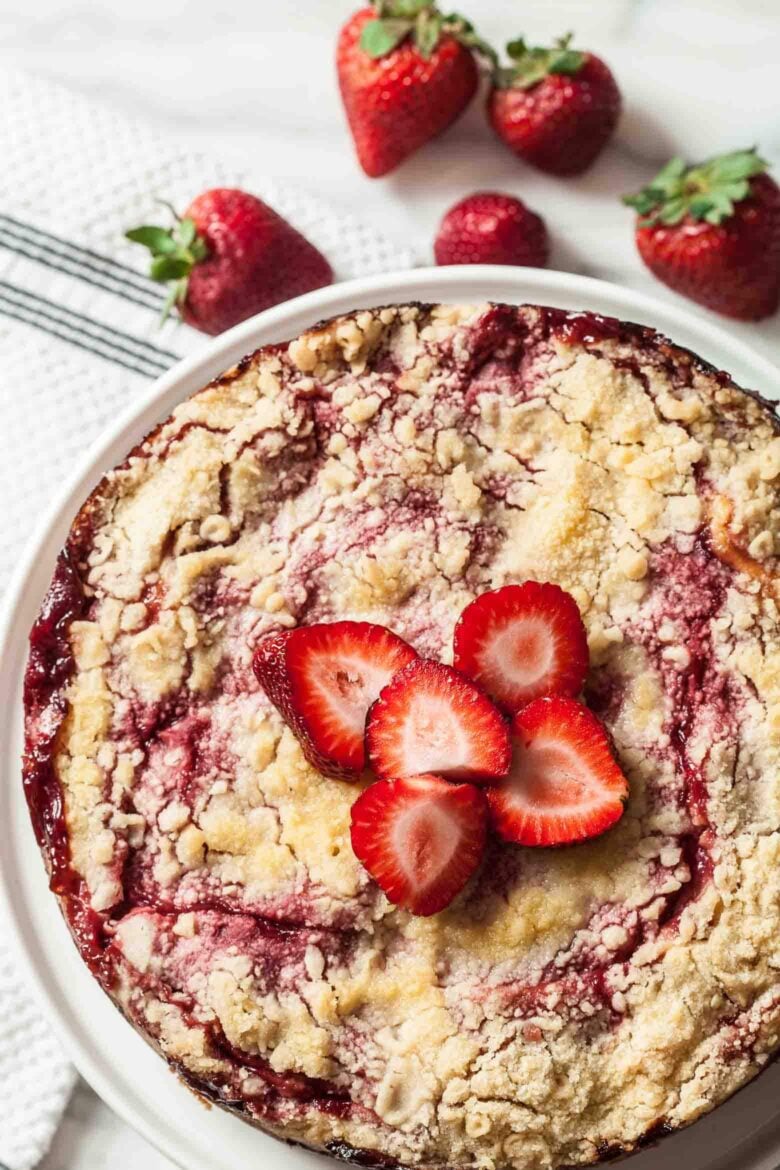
[23,302,780,1169]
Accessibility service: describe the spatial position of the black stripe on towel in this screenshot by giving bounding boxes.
[0,285,174,378]
[0,280,179,368]
[0,214,163,302]
[0,221,164,312]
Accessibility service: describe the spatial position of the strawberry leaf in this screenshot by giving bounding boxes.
[706,149,767,184]
[414,10,442,58]
[150,256,191,282]
[391,0,429,15]
[159,278,188,326]
[363,3,498,67]
[125,225,178,254]
[549,47,584,75]
[622,148,769,227]
[687,194,715,219]
[704,189,737,222]
[547,34,584,76]
[622,190,661,215]
[360,17,413,57]
[506,37,527,59]
[498,31,584,89]
[650,156,686,194]
[658,196,687,225]
[177,218,197,248]
[190,234,210,263]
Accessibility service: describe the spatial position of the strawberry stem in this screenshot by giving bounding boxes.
[623,148,769,227]
[155,198,182,223]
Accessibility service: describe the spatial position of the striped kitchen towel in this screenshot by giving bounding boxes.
[0,67,414,1170]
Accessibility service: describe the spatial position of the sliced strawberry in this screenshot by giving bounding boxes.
[253,622,417,778]
[350,774,487,915]
[366,659,511,783]
[487,696,628,846]
[453,582,589,712]
[252,628,294,712]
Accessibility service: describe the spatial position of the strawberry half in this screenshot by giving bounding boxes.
[350,774,487,915]
[487,697,628,846]
[253,622,417,778]
[366,659,511,783]
[453,582,588,713]
[252,628,294,713]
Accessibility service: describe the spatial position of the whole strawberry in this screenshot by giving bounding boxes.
[434,192,549,268]
[623,150,780,321]
[337,2,494,179]
[488,34,621,176]
[126,189,333,335]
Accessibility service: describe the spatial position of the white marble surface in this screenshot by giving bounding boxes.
[1,0,779,1166]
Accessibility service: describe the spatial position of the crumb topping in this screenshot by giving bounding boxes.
[23,302,780,1169]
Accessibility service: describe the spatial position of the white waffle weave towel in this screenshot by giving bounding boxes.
[0,67,415,1170]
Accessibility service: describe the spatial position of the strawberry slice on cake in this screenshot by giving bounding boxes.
[350,774,488,915]
[366,659,511,783]
[453,582,589,712]
[253,621,417,778]
[488,696,629,846]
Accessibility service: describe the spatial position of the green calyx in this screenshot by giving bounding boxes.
[496,32,584,89]
[125,209,209,322]
[360,0,497,66]
[623,148,769,227]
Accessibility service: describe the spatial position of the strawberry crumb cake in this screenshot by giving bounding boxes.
[22,302,780,1169]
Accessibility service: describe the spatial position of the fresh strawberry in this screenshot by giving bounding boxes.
[350,773,487,914]
[488,34,621,176]
[366,659,511,783]
[253,622,417,778]
[487,697,628,847]
[453,583,588,713]
[623,150,780,321]
[126,189,333,335]
[434,192,549,268]
[336,4,494,179]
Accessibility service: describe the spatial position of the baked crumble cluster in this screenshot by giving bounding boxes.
[23,302,780,1169]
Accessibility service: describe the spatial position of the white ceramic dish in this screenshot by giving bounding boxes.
[2,266,780,1170]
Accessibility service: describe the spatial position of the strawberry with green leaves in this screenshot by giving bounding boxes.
[127,188,332,335]
[337,1,495,178]
[624,150,780,321]
[488,34,621,176]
